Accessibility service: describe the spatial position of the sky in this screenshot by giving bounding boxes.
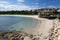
[0,0,60,11]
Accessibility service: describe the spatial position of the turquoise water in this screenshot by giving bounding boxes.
[0,16,39,32]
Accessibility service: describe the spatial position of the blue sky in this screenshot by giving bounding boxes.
[0,0,60,11]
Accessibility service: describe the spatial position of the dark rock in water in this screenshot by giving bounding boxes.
[12,37,19,40]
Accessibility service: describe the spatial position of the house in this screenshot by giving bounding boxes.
[57,9,60,13]
[38,8,60,19]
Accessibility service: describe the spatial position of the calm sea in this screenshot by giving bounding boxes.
[0,16,39,32]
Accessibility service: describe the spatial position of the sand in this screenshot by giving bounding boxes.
[0,15,59,40]
[0,15,38,18]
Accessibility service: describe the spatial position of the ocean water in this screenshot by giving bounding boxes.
[0,16,39,32]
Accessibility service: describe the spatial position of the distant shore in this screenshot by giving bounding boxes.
[0,15,49,20]
[0,15,38,18]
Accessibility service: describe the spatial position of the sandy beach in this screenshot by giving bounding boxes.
[0,15,48,19]
[0,15,59,40]
[0,15,38,18]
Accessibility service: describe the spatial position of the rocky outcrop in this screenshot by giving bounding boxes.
[48,19,59,40]
[0,31,39,40]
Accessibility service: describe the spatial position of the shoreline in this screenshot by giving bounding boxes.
[0,15,49,33]
[0,15,49,20]
[0,15,38,17]
[0,15,38,19]
[0,15,59,40]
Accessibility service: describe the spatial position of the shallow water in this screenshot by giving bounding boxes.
[0,16,40,32]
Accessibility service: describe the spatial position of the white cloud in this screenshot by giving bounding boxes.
[35,3,39,5]
[48,5,56,8]
[17,0,24,2]
[0,1,10,4]
[0,0,38,11]
[0,4,38,11]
